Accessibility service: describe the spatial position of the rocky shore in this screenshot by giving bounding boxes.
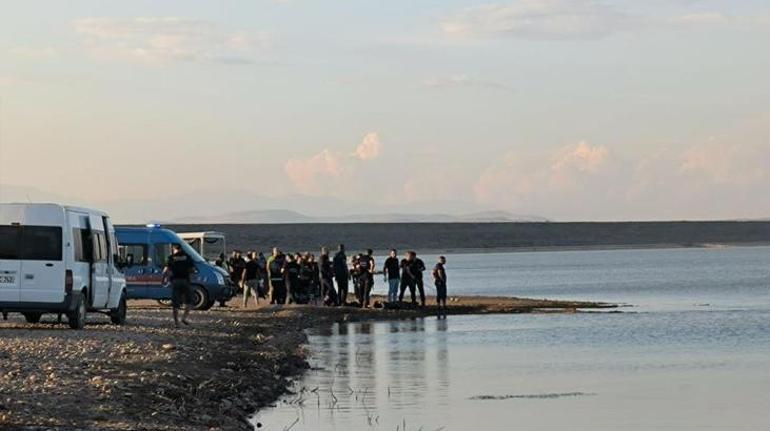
[0,296,616,430]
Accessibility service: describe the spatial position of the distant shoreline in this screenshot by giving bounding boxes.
[390,241,770,256]
[149,221,770,255]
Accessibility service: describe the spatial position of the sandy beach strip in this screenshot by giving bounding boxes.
[0,296,616,431]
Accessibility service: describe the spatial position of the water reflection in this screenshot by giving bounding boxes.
[255,317,450,430]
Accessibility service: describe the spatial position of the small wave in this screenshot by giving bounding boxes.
[470,392,595,400]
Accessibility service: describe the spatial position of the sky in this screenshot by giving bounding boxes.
[0,0,769,222]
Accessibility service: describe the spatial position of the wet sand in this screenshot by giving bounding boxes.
[0,296,615,430]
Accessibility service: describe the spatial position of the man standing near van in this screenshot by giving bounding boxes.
[163,244,195,328]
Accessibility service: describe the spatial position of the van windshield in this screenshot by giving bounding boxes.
[0,225,63,261]
[179,241,205,263]
[202,237,225,261]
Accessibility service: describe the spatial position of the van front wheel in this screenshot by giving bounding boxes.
[191,285,209,310]
[110,293,127,325]
[68,294,87,330]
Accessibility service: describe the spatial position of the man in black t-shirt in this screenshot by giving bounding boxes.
[267,248,287,304]
[163,244,196,328]
[241,251,260,308]
[433,256,448,310]
[357,249,375,308]
[383,249,401,303]
[398,252,415,305]
[410,252,427,307]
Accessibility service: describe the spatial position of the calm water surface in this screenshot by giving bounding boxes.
[254,246,770,430]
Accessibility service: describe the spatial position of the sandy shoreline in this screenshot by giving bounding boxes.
[0,296,616,430]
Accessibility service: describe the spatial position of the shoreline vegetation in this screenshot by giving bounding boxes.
[0,296,616,431]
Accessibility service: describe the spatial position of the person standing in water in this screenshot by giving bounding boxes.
[333,244,349,306]
[433,256,448,310]
[383,249,401,303]
[163,244,195,328]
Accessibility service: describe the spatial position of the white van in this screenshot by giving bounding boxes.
[0,203,127,329]
[178,231,227,263]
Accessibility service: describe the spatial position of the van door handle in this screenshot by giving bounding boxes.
[45,263,54,267]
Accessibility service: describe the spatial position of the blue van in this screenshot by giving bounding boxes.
[115,226,234,310]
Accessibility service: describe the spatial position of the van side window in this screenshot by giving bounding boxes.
[118,244,147,266]
[76,229,94,262]
[20,226,63,261]
[0,226,21,259]
[153,243,173,268]
[91,232,108,263]
[98,233,108,262]
[72,228,84,261]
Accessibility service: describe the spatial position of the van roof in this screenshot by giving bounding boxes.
[177,231,226,237]
[0,203,111,226]
[115,226,181,242]
[0,202,109,217]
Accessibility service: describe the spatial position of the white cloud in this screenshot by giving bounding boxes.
[680,142,765,186]
[354,132,382,160]
[474,141,612,207]
[285,132,383,195]
[441,0,635,40]
[475,137,770,220]
[285,149,346,195]
[71,17,269,64]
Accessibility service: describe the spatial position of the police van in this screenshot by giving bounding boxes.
[115,226,234,310]
[0,203,128,329]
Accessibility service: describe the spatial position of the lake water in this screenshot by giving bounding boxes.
[253,246,770,430]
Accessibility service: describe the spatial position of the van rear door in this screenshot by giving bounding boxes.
[0,226,22,303]
[19,226,65,303]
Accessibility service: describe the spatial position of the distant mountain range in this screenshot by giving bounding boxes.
[170,209,549,224]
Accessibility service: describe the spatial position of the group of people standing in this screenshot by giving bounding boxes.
[216,244,448,309]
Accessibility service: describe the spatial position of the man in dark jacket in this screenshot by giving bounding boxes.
[357,249,375,308]
[320,247,337,306]
[410,251,427,307]
[163,244,195,327]
[333,244,348,306]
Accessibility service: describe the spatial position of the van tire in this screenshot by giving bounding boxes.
[191,285,209,310]
[202,300,215,311]
[23,312,42,324]
[110,292,127,325]
[68,294,87,330]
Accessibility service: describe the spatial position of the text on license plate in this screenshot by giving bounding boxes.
[0,275,15,284]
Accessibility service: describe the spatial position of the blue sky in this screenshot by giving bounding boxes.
[1,0,769,222]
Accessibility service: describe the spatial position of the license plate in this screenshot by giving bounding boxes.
[0,275,15,284]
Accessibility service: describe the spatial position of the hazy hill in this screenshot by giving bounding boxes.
[170,209,548,224]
